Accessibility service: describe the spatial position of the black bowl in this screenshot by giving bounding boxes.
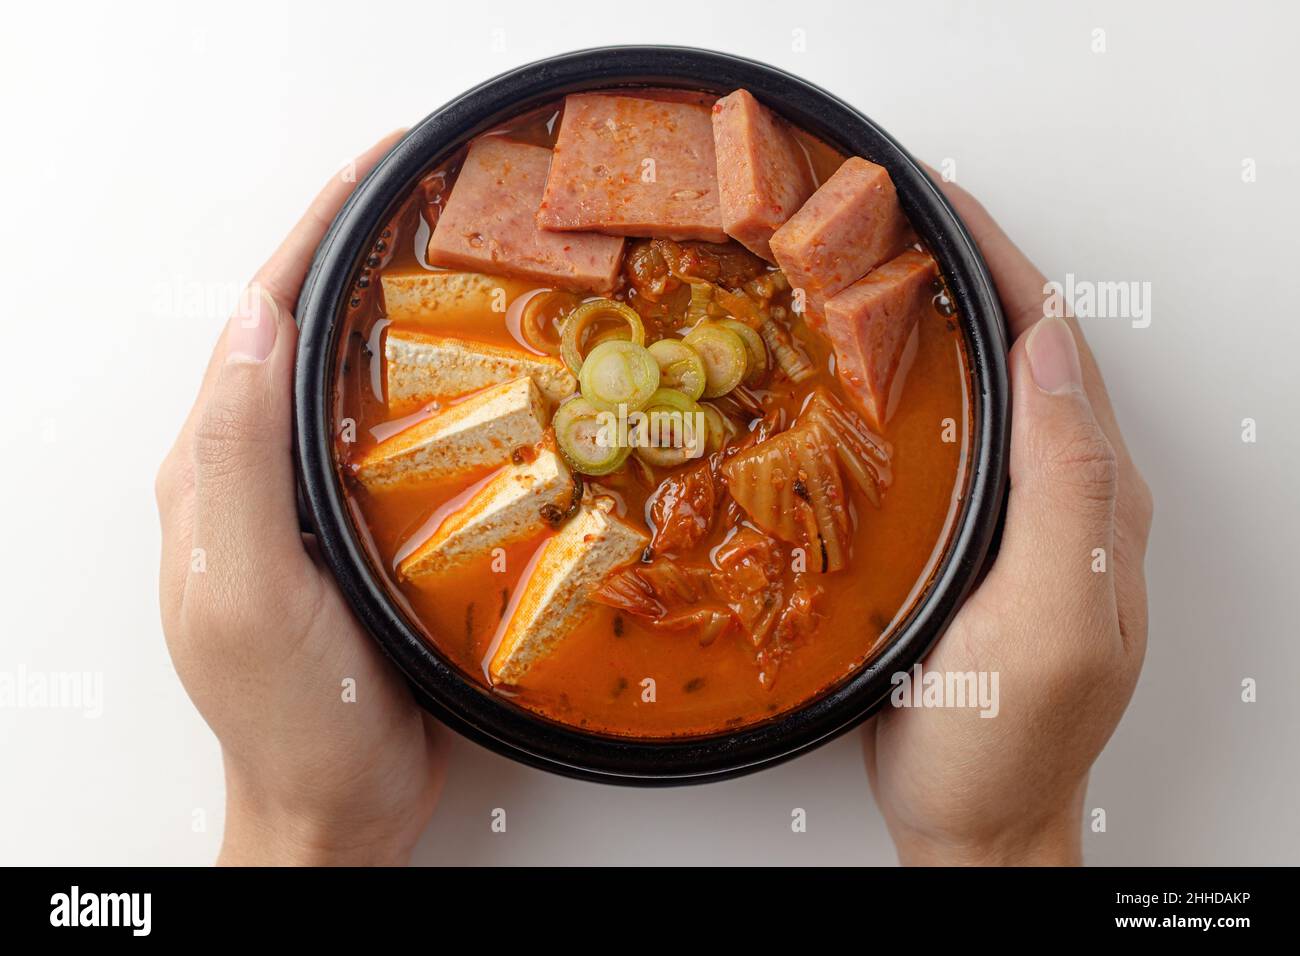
[294,45,1010,785]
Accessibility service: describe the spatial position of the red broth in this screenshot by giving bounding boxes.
[331,92,971,737]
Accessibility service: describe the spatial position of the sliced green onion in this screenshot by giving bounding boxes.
[700,402,731,454]
[585,326,633,350]
[641,386,699,415]
[577,340,661,412]
[683,324,747,398]
[632,388,707,468]
[553,397,630,476]
[683,279,714,326]
[519,290,579,356]
[760,318,816,383]
[744,270,791,301]
[560,298,645,374]
[718,319,769,387]
[647,339,707,401]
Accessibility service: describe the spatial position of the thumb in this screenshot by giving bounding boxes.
[189,284,303,588]
[997,316,1119,608]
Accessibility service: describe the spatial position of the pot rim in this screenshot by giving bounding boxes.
[294,44,1010,786]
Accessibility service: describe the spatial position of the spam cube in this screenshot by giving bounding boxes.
[380,270,536,326]
[770,157,914,314]
[711,89,814,262]
[385,329,575,411]
[538,94,726,242]
[355,376,546,490]
[489,500,648,685]
[399,446,575,580]
[822,250,939,429]
[426,137,625,294]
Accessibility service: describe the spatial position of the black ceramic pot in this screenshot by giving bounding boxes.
[294,45,1010,786]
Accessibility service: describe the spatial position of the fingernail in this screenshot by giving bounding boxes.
[226,286,280,363]
[1026,317,1083,394]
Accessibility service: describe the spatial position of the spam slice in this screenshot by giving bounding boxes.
[426,137,625,294]
[711,89,814,262]
[400,447,576,580]
[822,250,939,429]
[356,376,546,490]
[380,270,535,326]
[386,328,575,410]
[770,157,915,314]
[489,500,648,685]
[537,94,726,242]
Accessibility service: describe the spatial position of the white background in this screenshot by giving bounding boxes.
[2,0,1296,865]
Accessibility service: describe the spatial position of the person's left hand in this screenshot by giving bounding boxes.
[155,131,448,866]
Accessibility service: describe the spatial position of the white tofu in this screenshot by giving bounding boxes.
[355,377,546,490]
[489,500,649,685]
[385,329,576,410]
[399,447,575,580]
[380,270,533,325]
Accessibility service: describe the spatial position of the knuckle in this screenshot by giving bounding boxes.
[194,403,243,471]
[179,564,309,653]
[1044,419,1119,504]
[181,573,253,639]
[1042,649,1111,707]
[193,386,273,475]
[1014,301,1048,333]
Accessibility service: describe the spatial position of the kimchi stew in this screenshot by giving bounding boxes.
[332,88,971,737]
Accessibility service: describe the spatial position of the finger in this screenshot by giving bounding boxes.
[158,130,405,621]
[255,128,406,309]
[169,128,404,476]
[156,323,229,626]
[921,168,1047,340]
[185,288,306,604]
[991,317,1120,640]
[925,169,1152,644]
[923,168,1132,459]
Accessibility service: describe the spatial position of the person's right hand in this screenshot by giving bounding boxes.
[863,178,1154,865]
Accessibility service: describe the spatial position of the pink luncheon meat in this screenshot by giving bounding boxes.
[711,89,815,262]
[822,249,939,428]
[770,156,914,314]
[537,94,726,242]
[427,136,625,294]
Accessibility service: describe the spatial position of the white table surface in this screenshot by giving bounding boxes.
[2,0,1296,865]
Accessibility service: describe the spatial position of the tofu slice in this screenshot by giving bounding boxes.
[380,270,534,326]
[385,328,576,410]
[399,447,575,580]
[355,377,546,490]
[489,501,649,685]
